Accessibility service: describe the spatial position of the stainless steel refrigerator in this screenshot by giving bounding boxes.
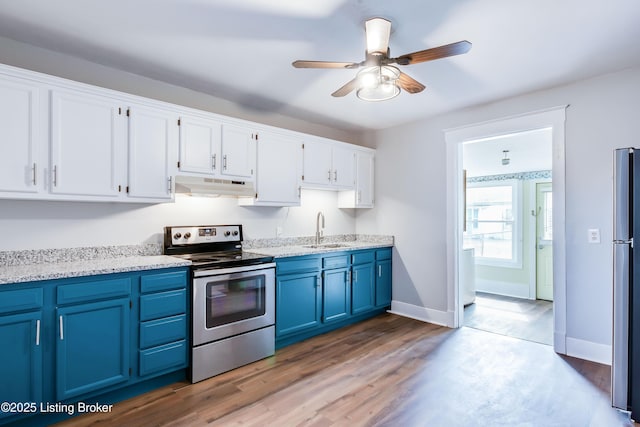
[613,147,639,419]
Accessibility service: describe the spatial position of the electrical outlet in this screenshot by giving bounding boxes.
[587,228,600,244]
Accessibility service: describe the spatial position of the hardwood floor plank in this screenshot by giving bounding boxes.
[54,313,632,427]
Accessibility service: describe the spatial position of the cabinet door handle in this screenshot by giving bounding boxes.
[35,319,41,346]
[378,265,382,277]
[167,176,173,193]
[347,271,351,283]
[59,315,64,340]
[53,165,58,187]
[334,170,338,182]
[298,186,301,199]
[327,170,331,181]
[212,154,217,170]
[223,155,228,170]
[358,190,362,203]
[354,270,358,282]
[32,163,37,186]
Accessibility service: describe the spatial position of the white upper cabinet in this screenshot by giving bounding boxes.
[331,145,356,189]
[338,150,375,209]
[221,123,256,180]
[127,104,177,201]
[178,117,255,181]
[178,115,221,175]
[50,89,125,198]
[302,138,355,190]
[239,130,302,206]
[0,75,44,195]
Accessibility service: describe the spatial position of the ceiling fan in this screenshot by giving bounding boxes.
[292,17,472,101]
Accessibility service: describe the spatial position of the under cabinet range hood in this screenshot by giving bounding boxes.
[174,175,254,197]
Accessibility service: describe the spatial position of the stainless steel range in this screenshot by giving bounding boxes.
[163,224,275,383]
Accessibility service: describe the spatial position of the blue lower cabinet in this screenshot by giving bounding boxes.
[56,298,131,401]
[351,263,375,315]
[275,248,392,348]
[276,272,321,337]
[0,311,43,418]
[376,259,392,307]
[322,268,350,323]
[139,340,187,377]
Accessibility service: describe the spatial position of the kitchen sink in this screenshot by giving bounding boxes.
[303,243,350,249]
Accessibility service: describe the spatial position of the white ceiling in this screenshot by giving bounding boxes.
[0,0,639,133]
[463,128,552,177]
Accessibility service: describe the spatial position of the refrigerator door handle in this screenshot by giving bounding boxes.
[614,238,634,248]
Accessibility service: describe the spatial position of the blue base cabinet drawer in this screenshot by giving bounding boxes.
[140,314,187,349]
[0,288,43,314]
[139,340,187,377]
[140,271,187,294]
[57,278,131,305]
[140,289,187,321]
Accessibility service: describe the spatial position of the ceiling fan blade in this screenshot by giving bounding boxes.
[365,17,391,55]
[292,60,359,69]
[331,78,359,97]
[397,72,426,94]
[396,40,472,65]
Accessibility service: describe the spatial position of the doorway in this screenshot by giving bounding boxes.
[445,106,567,354]
[460,130,553,345]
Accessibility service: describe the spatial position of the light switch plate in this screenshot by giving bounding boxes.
[588,228,600,244]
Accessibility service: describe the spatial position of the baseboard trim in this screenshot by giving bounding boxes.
[388,300,453,327]
[475,279,531,299]
[566,337,612,365]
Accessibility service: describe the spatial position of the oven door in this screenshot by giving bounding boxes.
[192,263,275,346]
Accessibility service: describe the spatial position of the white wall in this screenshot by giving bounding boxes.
[358,67,640,352]
[0,190,355,251]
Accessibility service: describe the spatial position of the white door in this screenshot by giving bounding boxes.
[255,131,302,205]
[536,182,553,301]
[302,139,332,187]
[332,145,355,189]
[0,76,42,194]
[50,89,124,197]
[127,104,177,200]
[178,115,221,175]
[355,151,374,207]
[220,123,255,179]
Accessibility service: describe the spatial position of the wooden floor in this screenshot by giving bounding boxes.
[464,292,553,345]
[55,313,632,427]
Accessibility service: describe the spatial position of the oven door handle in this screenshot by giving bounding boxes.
[193,262,276,277]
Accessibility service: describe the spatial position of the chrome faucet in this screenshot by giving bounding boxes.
[315,211,325,245]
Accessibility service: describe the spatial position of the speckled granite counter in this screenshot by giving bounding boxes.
[244,234,394,258]
[0,244,190,285]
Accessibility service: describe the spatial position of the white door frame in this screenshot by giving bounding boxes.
[445,106,568,354]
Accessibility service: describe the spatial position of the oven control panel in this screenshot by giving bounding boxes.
[168,225,241,245]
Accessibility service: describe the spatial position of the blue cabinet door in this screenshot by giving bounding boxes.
[0,311,42,418]
[56,298,130,400]
[375,259,392,307]
[351,263,375,315]
[276,272,321,337]
[322,268,350,323]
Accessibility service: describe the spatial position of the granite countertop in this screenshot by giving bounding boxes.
[0,245,190,285]
[243,234,394,258]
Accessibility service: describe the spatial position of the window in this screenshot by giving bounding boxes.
[464,179,522,267]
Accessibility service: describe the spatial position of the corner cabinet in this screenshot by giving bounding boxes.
[0,267,189,426]
[338,150,374,208]
[275,247,392,348]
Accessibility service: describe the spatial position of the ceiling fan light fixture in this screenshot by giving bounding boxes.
[356,65,400,101]
[365,17,391,55]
